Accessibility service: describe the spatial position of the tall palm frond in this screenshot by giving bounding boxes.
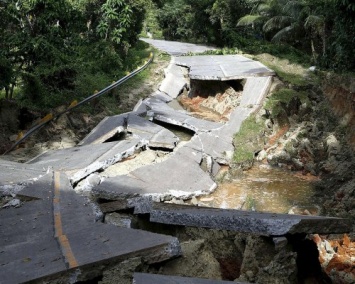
[256,3,271,16]
[304,15,324,34]
[282,0,303,18]
[304,14,326,56]
[270,25,295,42]
[237,15,266,27]
[263,15,292,32]
[248,0,270,15]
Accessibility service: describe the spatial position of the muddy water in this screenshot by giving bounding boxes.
[200,165,319,214]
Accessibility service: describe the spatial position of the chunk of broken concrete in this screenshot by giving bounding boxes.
[143,98,223,133]
[133,273,247,284]
[148,203,352,236]
[79,112,179,150]
[93,151,217,201]
[27,140,147,184]
[2,198,21,208]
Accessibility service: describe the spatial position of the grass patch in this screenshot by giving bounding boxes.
[263,63,308,86]
[233,115,265,164]
[198,37,310,67]
[265,88,310,116]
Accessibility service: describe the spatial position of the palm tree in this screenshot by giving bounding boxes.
[237,0,273,31]
[237,0,326,61]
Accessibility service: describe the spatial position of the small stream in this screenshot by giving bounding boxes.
[199,164,320,214]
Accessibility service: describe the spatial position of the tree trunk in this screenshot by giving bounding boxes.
[9,83,15,99]
[5,87,9,99]
[311,39,317,63]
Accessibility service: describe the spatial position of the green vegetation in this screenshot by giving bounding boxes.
[233,115,265,164]
[0,0,149,110]
[152,0,355,71]
[262,64,307,86]
[265,88,310,116]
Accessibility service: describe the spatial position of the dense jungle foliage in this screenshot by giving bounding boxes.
[0,0,148,107]
[0,0,354,109]
[152,0,354,70]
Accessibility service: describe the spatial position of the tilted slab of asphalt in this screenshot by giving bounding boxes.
[78,113,130,145]
[151,90,174,103]
[240,76,273,108]
[148,203,352,237]
[140,38,216,56]
[159,62,189,99]
[0,159,49,197]
[0,172,181,283]
[174,55,275,80]
[133,273,248,284]
[79,112,179,150]
[0,159,48,186]
[0,173,66,283]
[144,97,223,133]
[27,139,147,184]
[93,150,217,201]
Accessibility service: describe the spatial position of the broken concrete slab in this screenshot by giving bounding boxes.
[0,159,48,186]
[93,151,217,201]
[159,72,188,99]
[164,62,189,78]
[151,90,173,103]
[79,113,179,150]
[0,173,66,284]
[174,55,275,81]
[0,172,181,284]
[140,38,216,56]
[132,98,148,115]
[149,203,352,236]
[144,98,223,133]
[0,159,49,197]
[239,76,273,109]
[150,128,179,149]
[177,131,234,165]
[79,113,131,146]
[27,139,146,184]
[128,114,179,149]
[133,273,247,284]
[159,61,189,99]
[99,199,129,213]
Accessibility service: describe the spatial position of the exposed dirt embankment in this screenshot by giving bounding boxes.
[322,73,355,148]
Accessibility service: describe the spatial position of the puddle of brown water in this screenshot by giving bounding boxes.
[200,165,319,214]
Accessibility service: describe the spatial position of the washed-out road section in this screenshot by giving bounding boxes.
[0,39,351,283]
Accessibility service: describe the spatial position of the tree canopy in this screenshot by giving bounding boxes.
[0,0,147,105]
[152,0,354,70]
